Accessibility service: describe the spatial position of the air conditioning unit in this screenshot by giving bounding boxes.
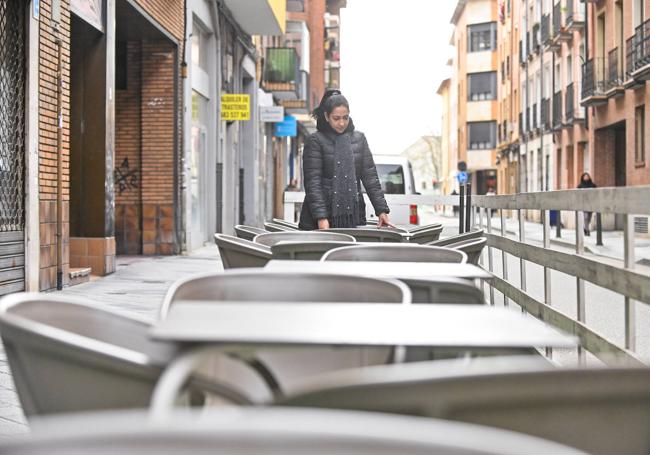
[634,215,649,236]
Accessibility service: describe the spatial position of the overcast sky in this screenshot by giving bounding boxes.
[340,0,456,155]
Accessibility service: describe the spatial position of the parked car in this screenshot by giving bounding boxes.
[364,155,419,226]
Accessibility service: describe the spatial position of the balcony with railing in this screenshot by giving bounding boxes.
[565,0,585,31]
[282,70,310,113]
[262,48,300,98]
[532,23,540,54]
[525,107,530,133]
[625,36,639,86]
[541,14,552,46]
[541,97,550,130]
[605,47,625,97]
[564,82,585,125]
[552,91,562,130]
[581,58,608,106]
[552,1,571,43]
[628,19,650,81]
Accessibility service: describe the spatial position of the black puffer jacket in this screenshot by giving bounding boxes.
[299,127,390,230]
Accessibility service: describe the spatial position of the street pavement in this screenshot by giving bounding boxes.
[0,212,648,437]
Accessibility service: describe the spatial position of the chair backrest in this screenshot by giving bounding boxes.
[234,225,267,241]
[321,244,467,264]
[428,229,484,247]
[271,218,300,230]
[214,234,272,269]
[400,277,485,304]
[254,231,356,247]
[407,226,443,245]
[408,223,442,234]
[270,241,356,260]
[281,361,650,455]
[0,293,266,417]
[160,270,411,318]
[446,237,487,266]
[263,222,293,232]
[1,407,585,455]
[325,228,406,243]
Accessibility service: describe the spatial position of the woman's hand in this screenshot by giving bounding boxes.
[317,218,330,230]
[377,213,393,228]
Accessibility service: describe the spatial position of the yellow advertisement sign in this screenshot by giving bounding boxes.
[221,94,250,121]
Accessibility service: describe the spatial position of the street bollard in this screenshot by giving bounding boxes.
[459,184,465,234]
[596,213,603,246]
[465,183,472,233]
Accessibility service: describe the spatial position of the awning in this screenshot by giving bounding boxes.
[223,0,286,36]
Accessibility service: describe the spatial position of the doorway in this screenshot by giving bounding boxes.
[614,124,626,229]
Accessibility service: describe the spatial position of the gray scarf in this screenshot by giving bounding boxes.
[330,132,359,228]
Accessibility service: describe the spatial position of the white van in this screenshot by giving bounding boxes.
[364,155,419,226]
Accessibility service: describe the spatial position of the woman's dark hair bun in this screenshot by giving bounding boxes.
[312,89,349,131]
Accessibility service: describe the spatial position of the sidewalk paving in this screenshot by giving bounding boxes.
[0,245,224,438]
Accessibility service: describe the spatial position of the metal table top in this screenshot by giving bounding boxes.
[151,302,577,349]
[264,260,493,280]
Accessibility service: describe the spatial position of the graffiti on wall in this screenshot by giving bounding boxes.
[114,157,139,195]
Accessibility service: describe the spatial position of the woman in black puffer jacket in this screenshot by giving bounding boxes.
[299,90,391,230]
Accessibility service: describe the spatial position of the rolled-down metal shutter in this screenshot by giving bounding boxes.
[0,0,26,296]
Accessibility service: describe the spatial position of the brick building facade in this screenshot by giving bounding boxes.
[38,0,71,290]
[36,0,185,291]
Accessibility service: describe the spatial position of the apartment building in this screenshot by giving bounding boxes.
[451,0,500,195]
[496,0,521,196]
[581,0,643,189]
[438,78,454,195]
[518,0,557,198]
[581,0,649,230]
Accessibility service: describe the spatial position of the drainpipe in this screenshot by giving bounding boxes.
[210,0,223,231]
[54,24,64,290]
[537,1,540,191]
[177,0,189,254]
[584,0,589,132]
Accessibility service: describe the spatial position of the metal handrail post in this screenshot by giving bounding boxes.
[501,209,509,307]
[624,214,636,351]
[542,209,552,358]
[465,183,472,232]
[459,184,465,234]
[486,206,495,306]
[518,209,527,294]
[575,210,586,364]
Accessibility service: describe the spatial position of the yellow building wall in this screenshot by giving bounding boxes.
[267,0,287,34]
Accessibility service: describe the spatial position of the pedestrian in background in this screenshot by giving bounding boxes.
[577,172,597,236]
[451,189,459,216]
[299,89,391,230]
